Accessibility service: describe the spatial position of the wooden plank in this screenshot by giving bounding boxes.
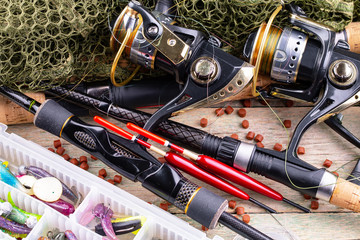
[0,92,45,125]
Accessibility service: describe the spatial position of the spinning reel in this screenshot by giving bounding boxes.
[110,0,254,130]
[244,3,360,168]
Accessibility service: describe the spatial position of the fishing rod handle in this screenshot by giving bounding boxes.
[345,22,360,54]
[329,177,360,212]
[33,99,229,229]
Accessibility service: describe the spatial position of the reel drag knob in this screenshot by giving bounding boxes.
[328,60,357,88]
[191,57,219,85]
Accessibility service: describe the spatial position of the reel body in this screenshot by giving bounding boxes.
[244,3,360,167]
[111,1,254,131]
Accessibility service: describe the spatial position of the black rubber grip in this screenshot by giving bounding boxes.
[219,212,273,240]
[34,100,73,137]
[249,150,324,196]
[186,188,227,229]
[109,78,181,108]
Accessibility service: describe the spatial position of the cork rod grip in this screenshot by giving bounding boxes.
[329,177,360,212]
[345,22,360,54]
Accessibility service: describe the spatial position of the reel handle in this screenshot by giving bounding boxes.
[324,114,360,148]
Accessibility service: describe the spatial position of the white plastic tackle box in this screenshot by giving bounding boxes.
[0,123,224,240]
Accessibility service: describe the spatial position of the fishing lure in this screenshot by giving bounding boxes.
[0,161,31,195]
[93,203,117,240]
[18,165,80,204]
[0,216,32,234]
[94,216,146,236]
[33,196,75,216]
[1,228,27,238]
[64,230,78,240]
[7,192,42,221]
[0,201,38,228]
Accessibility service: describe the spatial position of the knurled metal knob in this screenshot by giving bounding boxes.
[332,61,353,82]
[328,59,357,88]
[191,57,219,84]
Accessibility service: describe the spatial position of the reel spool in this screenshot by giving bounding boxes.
[245,24,314,85]
[244,4,359,102]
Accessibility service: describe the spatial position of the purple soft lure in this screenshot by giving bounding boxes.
[93,203,117,240]
[33,196,75,216]
[0,216,32,234]
[64,230,78,240]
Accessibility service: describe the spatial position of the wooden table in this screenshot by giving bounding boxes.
[5,99,360,240]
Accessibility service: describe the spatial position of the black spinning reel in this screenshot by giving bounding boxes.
[243,3,360,168]
[110,0,254,131]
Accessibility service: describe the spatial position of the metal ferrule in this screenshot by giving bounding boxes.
[315,170,337,202]
[233,142,256,172]
[270,27,308,83]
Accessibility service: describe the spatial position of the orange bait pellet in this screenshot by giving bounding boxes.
[254,134,263,142]
[70,158,79,166]
[215,108,225,116]
[242,120,249,129]
[323,159,333,168]
[243,99,251,108]
[283,120,292,128]
[238,108,247,118]
[231,134,239,140]
[99,168,107,177]
[200,118,208,128]
[273,143,282,151]
[56,147,65,155]
[53,139,61,148]
[246,131,255,140]
[242,214,250,223]
[228,200,236,209]
[114,175,122,184]
[225,106,234,114]
[236,206,245,215]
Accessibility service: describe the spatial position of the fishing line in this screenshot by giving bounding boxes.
[268,213,296,240]
[256,90,359,190]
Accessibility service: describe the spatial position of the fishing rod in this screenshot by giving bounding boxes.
[0,86,272,240]
[45,78,360,213]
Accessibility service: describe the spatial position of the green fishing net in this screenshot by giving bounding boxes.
[0,0,358,91]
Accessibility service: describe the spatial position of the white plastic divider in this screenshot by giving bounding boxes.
[0,123,222,240]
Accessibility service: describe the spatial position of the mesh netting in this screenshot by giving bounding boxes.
[174,0,356,54]
[0,0,358,91]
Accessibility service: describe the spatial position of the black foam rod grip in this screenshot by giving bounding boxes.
[109,78,181,108]
[186,187,227,229]
[34,99,74,137]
